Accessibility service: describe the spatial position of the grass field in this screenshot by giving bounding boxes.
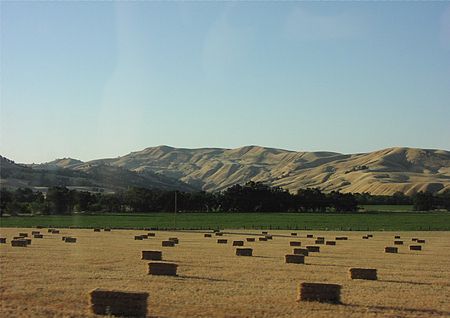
[1,211,450,231]
[360,205,414,212]
[1,228,449,317]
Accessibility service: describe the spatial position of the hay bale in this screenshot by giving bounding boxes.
[417,239,426,244]
[148,262,177,276]
[89,288,148,317]
[162,240,175,247]
[258,237,268,242]
[0,238,7,244]
[31,231,40,235]
[65,237,77,243]
[148,232,156,237]
[236,248,253,256]
[141,250,162,260]
[134,235,143,240]
[141,235,149,239]
[315,239,324,245]
[410,245,422,251]
[103,228,111,232]
[11,239,27,247]
[168,237,179,244]
[367,234,373,238]
[412,238,418,242]
[217,239,228,244]
[335,236,348,240]
[306,246,320,252]
[349,268,377,280]
[204,234,212,238]
[285,254,305,264]
[291,232,298,236]
[326,241,336,246]
[246,238,256,242]
[394,240,403,245]
[47,229,54,233]
[215,232,223,236]
[306,234,314,238]
[265,235,273,240]
[394,235,401,239]
[262,231,268,234]
[94,228,101,232]
[293,248,309,256]
[33,234,43,239]
[19,233,28,237]
[385,247,398,253]
[362,236,369,239]
[233,240,244,246]
[297,282,341,303]
[290,241,301,247]
[13,236,23,240]
[51,230,60,234]
[317,237,325,240]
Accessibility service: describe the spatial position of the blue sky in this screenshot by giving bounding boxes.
[1,1,449,163]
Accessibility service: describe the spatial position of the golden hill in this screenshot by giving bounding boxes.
[100,146,450,195]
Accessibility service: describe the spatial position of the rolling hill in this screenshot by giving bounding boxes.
[1,146,449,195]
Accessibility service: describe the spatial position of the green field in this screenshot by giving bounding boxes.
[360,204,414,212]
[1,211,450,231]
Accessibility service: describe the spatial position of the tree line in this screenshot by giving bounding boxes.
[1,181,449,215]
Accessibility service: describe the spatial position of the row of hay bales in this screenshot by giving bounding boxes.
[0,229,78,247]
[359,233,425,253]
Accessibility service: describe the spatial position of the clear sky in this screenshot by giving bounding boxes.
[1,1,449,163]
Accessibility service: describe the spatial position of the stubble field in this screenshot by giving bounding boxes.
[1,228,449,318]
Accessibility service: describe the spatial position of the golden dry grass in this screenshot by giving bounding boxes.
[1,228,450,317]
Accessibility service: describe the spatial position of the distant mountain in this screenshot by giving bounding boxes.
[2,146,449,195]
[0,155,196,192]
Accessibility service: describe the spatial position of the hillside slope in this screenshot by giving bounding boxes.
[96,146,450,195]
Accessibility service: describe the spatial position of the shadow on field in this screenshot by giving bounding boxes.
[379,279,433,286]
[176,275,229,282]
[306,263,349,268]
[251,255,278,259]
[346,304,450,316]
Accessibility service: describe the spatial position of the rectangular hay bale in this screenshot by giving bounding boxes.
[236,248,253,256]
[285,254,304,264]
[297,282,341,303]
[11,239,27,247]
[233,240,244,246]
[385,246,398,253]
[141,250,162,260]
[306,246,320,252]
[290,241,301,247]
[293,248,309,256]
[89,288,148,317]
[162,240,175,247]
[246,238,256,242]
[349,268,377,280]
[409,245,422,251]
[217,239,228,244]
[326,241,336,246]
[148,262,177,276]
[394,240,403,245]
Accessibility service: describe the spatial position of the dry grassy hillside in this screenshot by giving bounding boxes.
[100,146,450,195]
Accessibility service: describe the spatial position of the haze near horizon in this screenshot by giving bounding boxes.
[1,2,449,163]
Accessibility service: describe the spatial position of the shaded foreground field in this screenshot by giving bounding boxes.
[2,211,450,231]
[1,228,450,317]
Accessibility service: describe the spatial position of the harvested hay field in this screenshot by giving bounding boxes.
[1,228,450,318]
